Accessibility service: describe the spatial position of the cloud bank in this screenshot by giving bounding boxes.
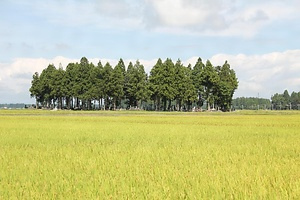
[1,50,300,103]
[210,50,300,97]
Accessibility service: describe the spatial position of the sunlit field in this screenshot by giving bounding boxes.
[0,110,299,199]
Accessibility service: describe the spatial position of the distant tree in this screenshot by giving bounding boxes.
[136,61,150,108]
[232,97,271,110]
[283,89,291,109]
[85,62,98,110]
[102,62,114,110]
[52,65,66,109]
[149,58,164,111]
[125,62,135,107]
[192,58,205,108]
[39,64,57,108]
[113,59,126,108]
[65,62,77,109]
[110,62,125,110]
[215,61,238,111]
[182,63,197,111]
[174,59,186,110]
[125,60,150,109]
[135,61,151,109]
[174,59,197,111]
[94,61,105,109]
[200,60,219,110]
[75,57,94,109]
[290,91,300,109]
[271,93,285,110]
[117,58,126,77]
[29,72,41,108]
[161,58,177,111]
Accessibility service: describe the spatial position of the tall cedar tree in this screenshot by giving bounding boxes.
[215,61,238,111]
[102,62,113,110]
[29,72,41,108]
[200,60,219,110]
[192,58,205,108]
[149,58,164,111]
[110,62,125,110]
[174,60,196,111]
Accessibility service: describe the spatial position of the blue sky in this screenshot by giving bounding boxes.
[1,0,300,103]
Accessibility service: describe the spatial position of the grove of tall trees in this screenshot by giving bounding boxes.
[29,57,238,111]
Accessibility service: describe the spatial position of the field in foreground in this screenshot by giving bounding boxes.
[0,110,299,199]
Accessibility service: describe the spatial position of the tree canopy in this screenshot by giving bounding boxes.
[29,57,238,111]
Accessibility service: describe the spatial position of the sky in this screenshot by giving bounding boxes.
[1,0,300,103]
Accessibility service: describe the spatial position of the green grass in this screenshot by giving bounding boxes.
[0,110,299,199]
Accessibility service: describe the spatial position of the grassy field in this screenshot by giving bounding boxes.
[0,110,299,199]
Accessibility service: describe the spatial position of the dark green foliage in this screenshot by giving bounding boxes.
[215,61,238,111]
[174,60,197,111]
[234,91,300,111]
[125,61,149,109]
[200,60,220,110]
[192,58,205,108]
[149,58,178,111]
[111,61,125,110]
[39,64,57,108]
[149,58,164,111]
[29,72,41,108]
[102,62,114,110]
[290,92,300,109]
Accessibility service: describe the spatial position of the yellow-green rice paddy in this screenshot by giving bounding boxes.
[0,110,299,199]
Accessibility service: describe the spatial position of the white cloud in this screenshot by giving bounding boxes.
[9,0,299,37]
[210,49,300,98]
[0,57,77,100]
[24,0,142,30]
[145,0,228,28]
[144,0,299,37]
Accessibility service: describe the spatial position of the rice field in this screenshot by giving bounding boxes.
[0,110,299,199]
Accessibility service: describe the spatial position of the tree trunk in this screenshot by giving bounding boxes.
[87,100,91,110]
[178,100,182,112]
[136,99,140,109]
[104,97,107,110]
[187,100,191,111]
[168,99,172,111]
[35,99,38,109]
[207,98,210,111]
[163,97,167,111]
[113,98,116,110]
[71,97,74,109]
[59,97,63,109]
[58,97,60,109]
[155,96,160,111]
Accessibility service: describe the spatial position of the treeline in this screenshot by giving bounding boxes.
[0,103,30,109]
[29,57,238,111]
[232,97,271,110]
[271,90,300,110]
[232,90,300,110]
